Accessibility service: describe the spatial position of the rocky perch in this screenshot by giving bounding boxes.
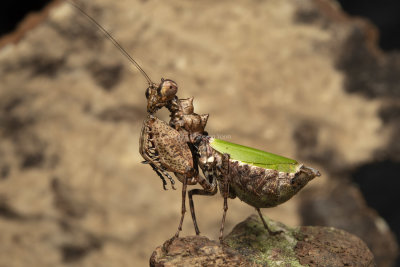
[150,215,375,267]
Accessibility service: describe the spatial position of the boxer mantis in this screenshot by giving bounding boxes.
[68,0,321,242]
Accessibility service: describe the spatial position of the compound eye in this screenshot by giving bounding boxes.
[160,79,178,100]
[145,87,150,99]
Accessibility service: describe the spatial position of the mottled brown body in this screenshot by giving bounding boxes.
[197,136,320,239]
[227,161,317,208]
[169,97,209,143]
[140,79,216,238]
[140,74,320,244]
[145,80,209,142]
[140,115,196,184]
[140,79,320,241]
[197,138,319,207]
[140,79,209,187]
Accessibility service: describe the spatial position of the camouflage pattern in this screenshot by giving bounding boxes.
[140,115,195,181]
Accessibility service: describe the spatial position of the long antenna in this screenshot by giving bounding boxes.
[66,0,154,86]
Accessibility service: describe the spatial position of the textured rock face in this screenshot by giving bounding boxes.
[0,0,398,266]
[150,215,376,267]
[294,226,375,267]
[299,181,399,267]
[150,236,253,267]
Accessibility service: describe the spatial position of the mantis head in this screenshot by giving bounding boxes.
[145,78,178,114]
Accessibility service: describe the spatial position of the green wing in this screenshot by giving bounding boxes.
[210,138,300,173]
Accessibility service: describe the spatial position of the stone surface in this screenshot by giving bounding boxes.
[299,181,399,267]
[151,215,376,267]
[150,236,253,267]
[0,0,398,266]
[295,226,375,267]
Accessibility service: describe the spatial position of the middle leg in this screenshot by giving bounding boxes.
[219,153,230,243]
[175,176,188,238]
[188,185,218,235]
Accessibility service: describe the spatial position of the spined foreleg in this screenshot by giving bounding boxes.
[148,163,168,190]
[142,159,176,190]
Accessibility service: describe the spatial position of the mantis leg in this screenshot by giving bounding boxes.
[163,171,176,190]
[219,153,230,243]
[188,167,218,235]
[175,175,188,238]
[174,139,217,237]
[188,185,218,235]
[149,163,168,190]
[256,208,283,235]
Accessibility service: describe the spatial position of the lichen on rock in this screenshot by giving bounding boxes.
[225,215,304,267]
[150,215,376,267]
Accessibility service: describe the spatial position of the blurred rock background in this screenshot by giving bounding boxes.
[0,0,399,266]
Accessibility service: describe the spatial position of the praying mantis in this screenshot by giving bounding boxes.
[69,0,321,243]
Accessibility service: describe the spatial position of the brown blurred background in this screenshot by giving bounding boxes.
[0,0,399,266]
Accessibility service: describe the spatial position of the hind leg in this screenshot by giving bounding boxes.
[256,208,283,235]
